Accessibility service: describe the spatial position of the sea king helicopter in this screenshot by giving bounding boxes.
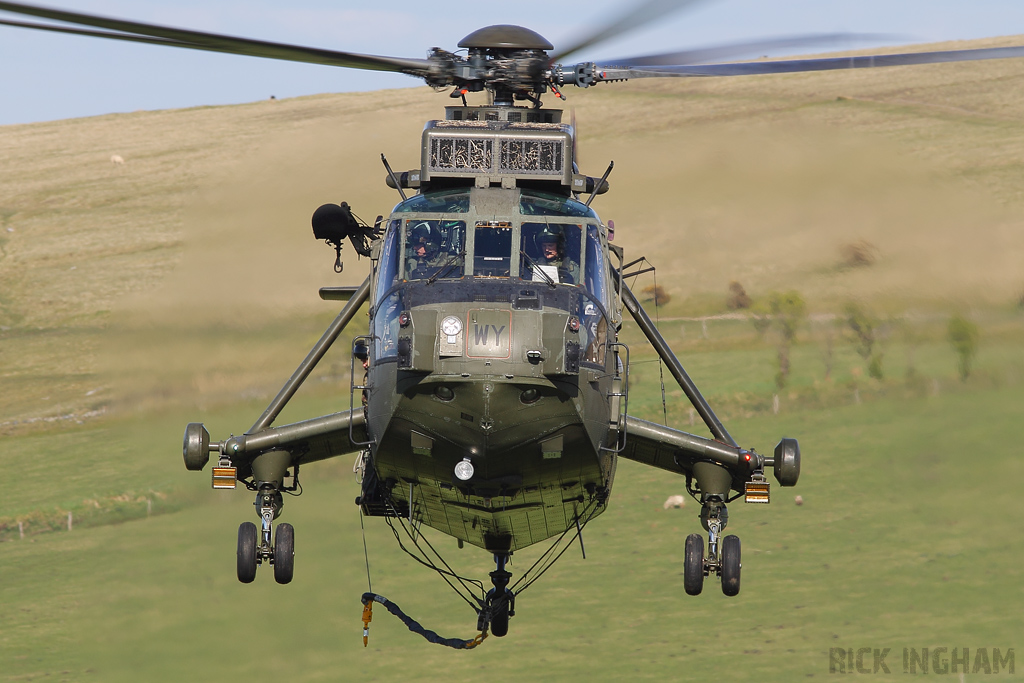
[5,0,1024,645]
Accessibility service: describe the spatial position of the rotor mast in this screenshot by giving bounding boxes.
[454,25,556,109]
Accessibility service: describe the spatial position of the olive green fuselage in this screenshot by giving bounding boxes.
[366,281,618,554]
[364,186,620,554]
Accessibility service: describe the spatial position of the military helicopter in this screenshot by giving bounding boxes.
[5,0,1024,644]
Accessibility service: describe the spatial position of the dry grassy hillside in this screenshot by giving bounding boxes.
[2,36,1024,425]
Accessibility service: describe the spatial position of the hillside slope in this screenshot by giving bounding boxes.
[2,36,1024,423]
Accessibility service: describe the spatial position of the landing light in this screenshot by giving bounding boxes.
[454,458,475,481]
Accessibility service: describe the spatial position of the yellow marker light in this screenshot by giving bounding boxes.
[744,480,770,504]
[212,467,237,489]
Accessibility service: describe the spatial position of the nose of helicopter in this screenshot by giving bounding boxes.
[408,375,576,456]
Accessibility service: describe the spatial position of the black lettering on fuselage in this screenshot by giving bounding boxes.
[474,324,506,347]
[474,324,489,346]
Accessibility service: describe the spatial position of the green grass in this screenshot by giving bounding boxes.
[2,380,1023,682]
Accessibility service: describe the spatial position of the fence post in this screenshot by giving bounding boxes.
[67,511,73,531]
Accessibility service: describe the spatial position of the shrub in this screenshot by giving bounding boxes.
[839,240,879,268]
[750,299,772,338]
[641,284,671,306]
[768,291,807,389]
[726,281,751,309]
[844,302,884,379]
[947,313,979,381]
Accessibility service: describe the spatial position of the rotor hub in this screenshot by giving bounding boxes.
[458,25,554,51]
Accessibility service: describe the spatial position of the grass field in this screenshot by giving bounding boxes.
[3,378,1022,681]
[2,33,1024,682]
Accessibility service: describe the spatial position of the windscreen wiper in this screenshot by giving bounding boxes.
[519,250,558,288]
[426,251,466,284]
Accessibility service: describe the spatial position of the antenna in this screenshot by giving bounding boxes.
[381,154,408,202]
[585,160,614,208]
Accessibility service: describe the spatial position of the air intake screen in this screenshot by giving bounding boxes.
[427,134,565,176]
[429,137,493,172]
[500,139,563,175]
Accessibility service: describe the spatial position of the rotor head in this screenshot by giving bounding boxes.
[458,25,553,51]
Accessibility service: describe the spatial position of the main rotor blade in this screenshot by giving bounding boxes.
[0,1,433,75]
[601,32,898,67]
[550,0,708,63]
[0,17,227,51]
[595,44,1024,79]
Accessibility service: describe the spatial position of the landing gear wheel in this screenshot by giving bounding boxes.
[684,533,704,596]
[489,592,510,637]
[721,534,741,597]
[237,521,257,584]
[274,523,295,585]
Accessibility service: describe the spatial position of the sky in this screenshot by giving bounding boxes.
[0,0,1023,125]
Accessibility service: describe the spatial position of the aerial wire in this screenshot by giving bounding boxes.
[652,267,669,426]
[359,507,372,593]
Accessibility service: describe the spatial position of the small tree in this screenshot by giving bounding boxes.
[641,284,671,306]
[820,320,838,381]
[844,302,884,380]
[839,240,879,268]
[749,298,772,339]
[769,291,807,389]
[726,281,751,309]
[947,313,979,381]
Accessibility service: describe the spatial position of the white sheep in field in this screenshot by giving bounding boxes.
[663,495,686,509]
[110,154,125,165]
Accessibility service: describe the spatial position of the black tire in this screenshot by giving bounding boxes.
[274,523,295,585]
[721,534,741,597]
[490,592,510,637]
[237,522,258,584]
[684,533,704,596]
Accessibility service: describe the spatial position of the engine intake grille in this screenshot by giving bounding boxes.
[499,139,563,175]
[429,137,493,172]
[423,124,571,184]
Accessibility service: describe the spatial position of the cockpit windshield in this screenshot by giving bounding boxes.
[403,220,466,280]
[519,223,582,285]
[380,190,608,297]
[393,189,470,213]
[520,190,597,219]
[474,222,513,277]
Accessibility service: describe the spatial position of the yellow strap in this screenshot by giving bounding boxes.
[464,631,488,649]
[362,601,373,647]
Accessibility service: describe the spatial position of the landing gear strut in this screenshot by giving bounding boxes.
[683,499,741,597]
[480,553,516,637]
[236,485,294,584]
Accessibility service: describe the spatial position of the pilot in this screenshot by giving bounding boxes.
[407,222,442,279]
[533,226,577,284]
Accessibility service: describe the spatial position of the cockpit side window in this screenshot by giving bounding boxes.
[473,222,513,277]
[520,222,582,285]
[374,220,401,301]
[584,224,610,310]
[403,220,466,280]
[372,221,402,362]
